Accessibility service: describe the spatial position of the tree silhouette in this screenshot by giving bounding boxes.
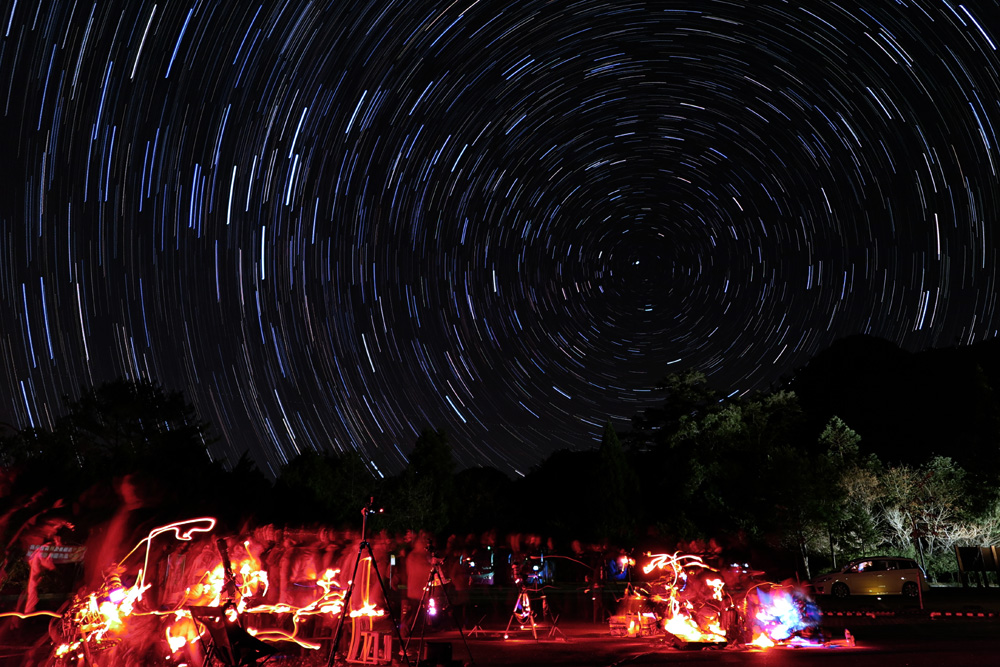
[451,466,514,534]
[596,420,636,542]
[0,379,215,501]
[632,371,719,451]
[390,427,456,534]
[275,450,377,526]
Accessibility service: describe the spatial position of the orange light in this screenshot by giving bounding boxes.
[33,518,375,662]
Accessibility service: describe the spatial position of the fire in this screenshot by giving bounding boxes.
[180,547,266,610]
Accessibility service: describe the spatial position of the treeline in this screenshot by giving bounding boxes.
[624,374,1000,581]
[3,335,1000,582]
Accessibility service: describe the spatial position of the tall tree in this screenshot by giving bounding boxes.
[596,420,636,542]
[62,379,213,476]
[632,371,719,450]
[391,427,456,535]
[451,466,514,534]
[836,463,883,558]
[817,416,879,565]
[275,450,377,526]
[1,379,216,499]
[819,416,862,463]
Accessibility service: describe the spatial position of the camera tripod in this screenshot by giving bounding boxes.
[504,572,564,641]
[327,499,411,667]
[403,556,474,665]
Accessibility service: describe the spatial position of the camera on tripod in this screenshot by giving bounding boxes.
[362,497,383,517]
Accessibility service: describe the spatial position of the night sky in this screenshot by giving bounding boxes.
[2,0,1000,478]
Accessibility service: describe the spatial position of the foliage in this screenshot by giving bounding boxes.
[631,371,719,451]
[596,420,637,542]
[274,450,377,526]
[832,463,883,559]
[819,416,861,463]
[386,427,457,535]
[451,466,514,533]
[4,350,1000,585]
[0,379,216,501]
[825,453,1000,580]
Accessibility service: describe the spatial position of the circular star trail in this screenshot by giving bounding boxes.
[3,1,1000,477]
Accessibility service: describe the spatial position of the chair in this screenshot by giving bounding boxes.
[188,605,279,667]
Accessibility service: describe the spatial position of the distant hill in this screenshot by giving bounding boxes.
[790,334,1000,472]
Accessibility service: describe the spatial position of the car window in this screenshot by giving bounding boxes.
[847,560,873,573]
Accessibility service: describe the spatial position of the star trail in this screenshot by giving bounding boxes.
[2,0,1000,477]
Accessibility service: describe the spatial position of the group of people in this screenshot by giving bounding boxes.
[1,471,708,641]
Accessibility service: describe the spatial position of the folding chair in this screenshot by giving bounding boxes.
[188,605,279,667]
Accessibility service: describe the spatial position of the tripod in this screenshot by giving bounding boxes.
[327,499,411,667]
[403,556,474,666]
[504,568,564,641]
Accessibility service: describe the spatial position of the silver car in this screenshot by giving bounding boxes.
[811,557,930,597]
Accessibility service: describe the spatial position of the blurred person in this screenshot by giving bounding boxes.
[288,530,322,608]
[83,473,156,591]
[402,530,432,636]
[21,512,76,614]
[444,534,471,630]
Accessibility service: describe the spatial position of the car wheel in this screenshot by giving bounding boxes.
[831,582,849,598]
[902,581,919,597]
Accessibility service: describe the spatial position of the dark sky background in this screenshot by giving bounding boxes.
[2,0,1000,479]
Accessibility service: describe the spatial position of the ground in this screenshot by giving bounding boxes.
[2,586,999,666]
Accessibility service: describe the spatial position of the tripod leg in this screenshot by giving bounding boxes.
[525,591,538,641]
[430,566,475,665]
[505,588,537,641]
[504,589,519,636]
[326,544,366,667]
[403,577,431,660]
[365,545,412,667]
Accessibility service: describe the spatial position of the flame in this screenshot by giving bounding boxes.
[635,553,727,643]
